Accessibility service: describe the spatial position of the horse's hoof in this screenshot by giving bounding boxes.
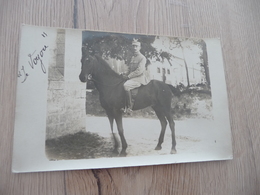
[112,149,119,155]
[119,151,127,157]
[170,149,177,154]
[155,146,162,150]
[111,149,119,156]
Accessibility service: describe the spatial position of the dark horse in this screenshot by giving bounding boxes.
[79,54,179,156]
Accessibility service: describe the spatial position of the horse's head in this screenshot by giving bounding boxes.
[79,55,95,83]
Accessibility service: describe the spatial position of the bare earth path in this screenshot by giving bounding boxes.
[86,116,231,161]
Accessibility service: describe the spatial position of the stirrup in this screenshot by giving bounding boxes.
[120,106,127,113]
[126,107,133,113]
[121,106,133,113]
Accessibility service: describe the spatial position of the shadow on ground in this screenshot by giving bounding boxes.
[45,131,114,160]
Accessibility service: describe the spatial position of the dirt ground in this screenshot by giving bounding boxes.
[46,116,229,161]
[46,131,114,160]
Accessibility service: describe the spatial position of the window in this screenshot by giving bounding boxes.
[162,68,166,74]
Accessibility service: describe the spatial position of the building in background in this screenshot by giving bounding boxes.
[105,55,204,87]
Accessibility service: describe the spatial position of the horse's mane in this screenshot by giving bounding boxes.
[94,55,122,79]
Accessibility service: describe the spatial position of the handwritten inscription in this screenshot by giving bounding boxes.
[28,45,48,74]
[17,66,29,83]
[18,32,48,83]
[42,32,47,37]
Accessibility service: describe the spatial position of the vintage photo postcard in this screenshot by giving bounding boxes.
[12,25,232,173]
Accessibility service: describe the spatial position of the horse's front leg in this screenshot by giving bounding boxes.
[166,114,177,154]
[155,117,167,150]
[106,112,119,155]
[114,111,127,157]
[153,107,167,150]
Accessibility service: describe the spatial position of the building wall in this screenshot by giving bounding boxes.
[148,58,203,86]
[46,29,86,140]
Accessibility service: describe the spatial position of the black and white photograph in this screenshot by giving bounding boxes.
[12,25,232,173]
[3,1,260,193]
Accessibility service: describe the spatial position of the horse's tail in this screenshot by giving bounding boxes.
[167,84,181,97]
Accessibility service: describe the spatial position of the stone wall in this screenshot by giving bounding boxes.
[46,29,86,140]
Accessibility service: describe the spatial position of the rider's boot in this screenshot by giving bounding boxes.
[127,90,133,112]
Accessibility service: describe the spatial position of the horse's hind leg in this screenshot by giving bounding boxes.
[152,106,167,150]
[165,113,177,154]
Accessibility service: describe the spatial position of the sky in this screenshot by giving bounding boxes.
[152,36,203,69]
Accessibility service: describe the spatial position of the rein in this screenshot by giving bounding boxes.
[87,74,125,87]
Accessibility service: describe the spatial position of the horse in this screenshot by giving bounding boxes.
[79,54,179,156]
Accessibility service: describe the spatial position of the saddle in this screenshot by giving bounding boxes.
[130,87,139,100]
[126,86,142,111]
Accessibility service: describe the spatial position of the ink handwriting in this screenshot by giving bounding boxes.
[17,66,29,83]
[18,32,48,83]
[28,45,48,74]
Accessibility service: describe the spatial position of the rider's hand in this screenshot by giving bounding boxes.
[122,74,129,81]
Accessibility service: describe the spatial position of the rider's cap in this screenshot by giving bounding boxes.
[132,39,141,46]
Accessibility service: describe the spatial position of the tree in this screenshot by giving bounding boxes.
[82,32,209,88]
[198,40,210,87]
[160,51,173,66]
[168,37,191,87]
[82,31,157,66]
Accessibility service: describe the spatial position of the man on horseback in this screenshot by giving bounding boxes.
[121,39,149,112]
